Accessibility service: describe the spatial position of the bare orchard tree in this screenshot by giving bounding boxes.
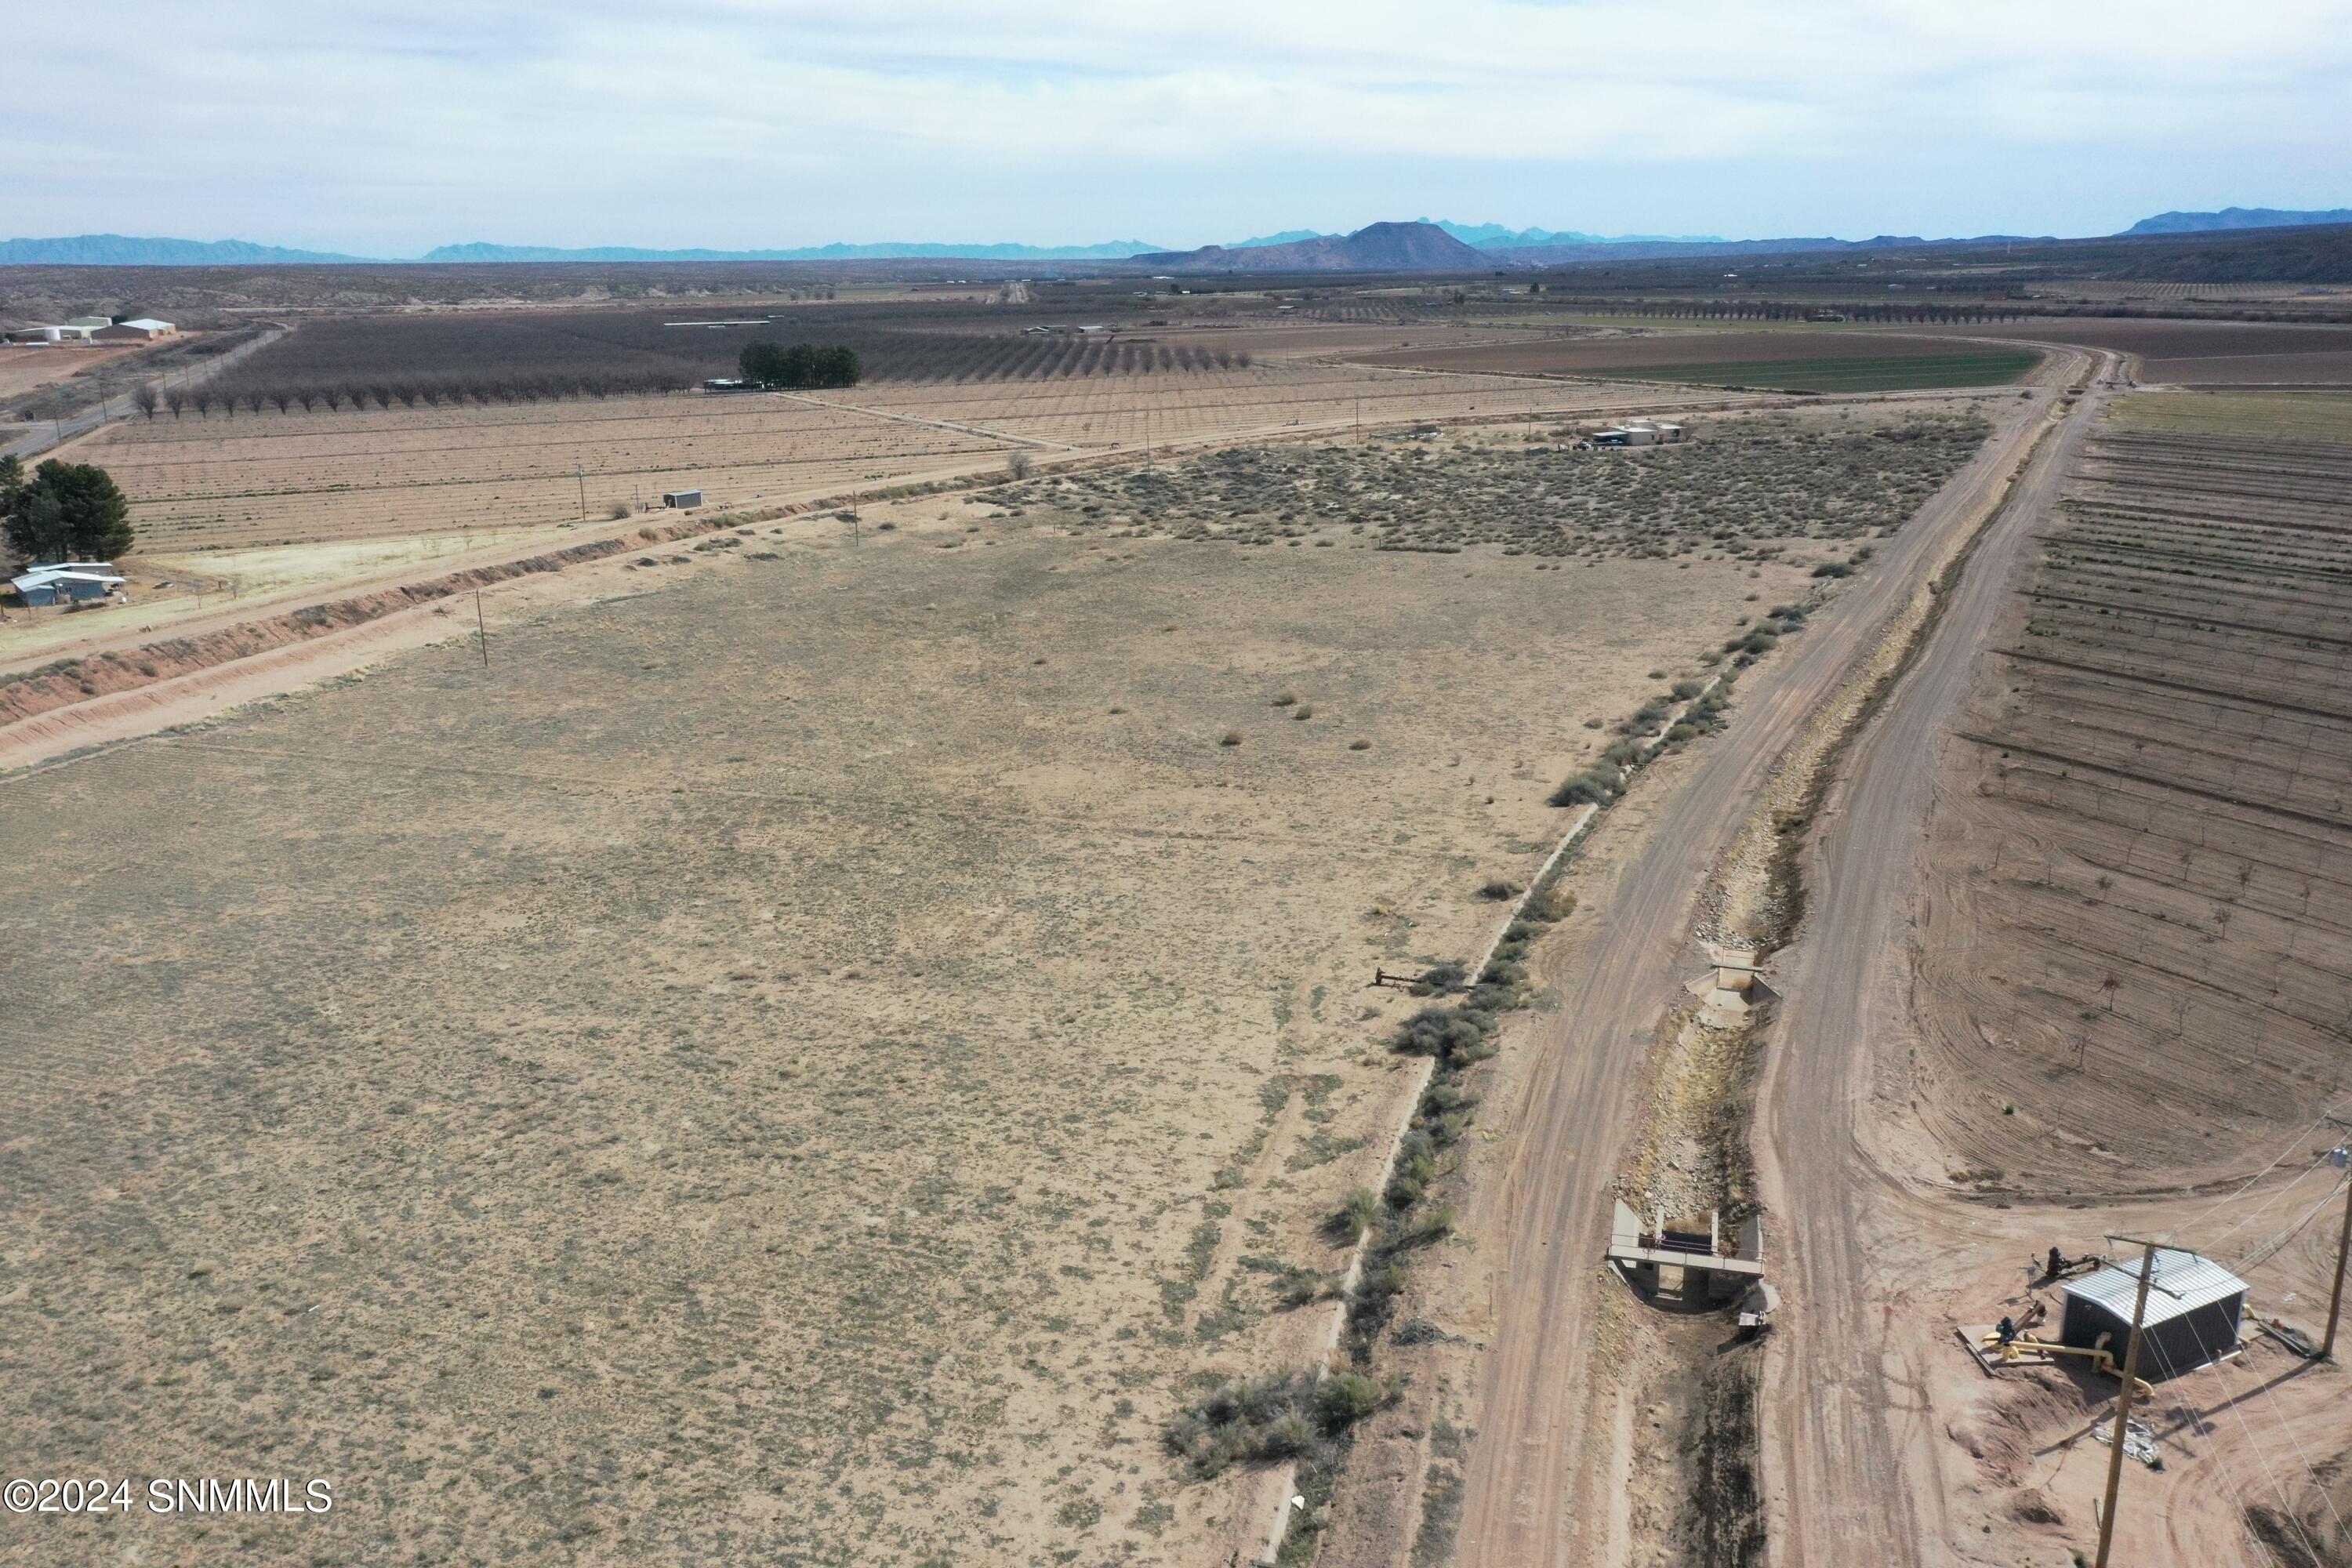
[132,384,158,420]
[1007,450,1033,481]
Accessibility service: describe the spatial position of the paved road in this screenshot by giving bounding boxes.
[1454,376,2078,1567]
[1749,357,2118,1566]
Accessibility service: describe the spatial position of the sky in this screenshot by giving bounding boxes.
[9,0,2351,254]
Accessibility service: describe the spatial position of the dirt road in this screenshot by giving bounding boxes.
[1454,367,2090,1566]
[1746,357,2118,1566]
[2,325,288,462]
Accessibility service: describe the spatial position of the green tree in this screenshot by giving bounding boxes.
[813,345,862,388]
[739,340,783,385]
[4,459,135,563]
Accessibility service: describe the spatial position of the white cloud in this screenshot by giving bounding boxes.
[7,0,2349,249]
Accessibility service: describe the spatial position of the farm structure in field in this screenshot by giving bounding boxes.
[5,324,97,344]
[1592,420,1684,446]
[2060,1250,2246,1378]
[93,318,176,342]
[1907,392,2352,1197]
[660,488,702,508]
[9,561,125,604]
[82,364,1737,551]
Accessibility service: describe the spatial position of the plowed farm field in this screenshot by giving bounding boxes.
[1889,318,2352,385]
[78,365,1730,551]
[0,493,1813,1567]
[1351,329,2045,391]
[1905,391,2352,1197]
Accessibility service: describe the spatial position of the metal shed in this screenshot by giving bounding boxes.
[93,318,175,341]
[2060,1248,2246,1379]
[661,489,702,509]
[11,565,127,604]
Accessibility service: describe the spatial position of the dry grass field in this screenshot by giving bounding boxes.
[0,420,1898,1565]
[994,408,1989,561]
[76,365,1726,552]
[1903,390,2352,1199]
[1350,329,2044,392]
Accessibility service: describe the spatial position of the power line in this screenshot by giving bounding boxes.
[2233,1174,2350,1275]
[2198,1155,2332,1255]
[2170,1102,2351,1241]
[2162,1282,2341,1559]
[2133,1318,2284,1563]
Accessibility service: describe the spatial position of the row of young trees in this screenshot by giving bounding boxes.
[1532,296,2312,326]
[738,341,863,389]
[103,332,1264,423]
[858,334,1252,383]
[125,368,702,419]
[2,456,135,564]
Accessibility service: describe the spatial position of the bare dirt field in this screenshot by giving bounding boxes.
[1903,396,2352,1197]
[1756,385,2352,1568]
[72,366,1729,552]
[0,437,1840,1566]
[0,343,151,400]
[1348,329,2045,391]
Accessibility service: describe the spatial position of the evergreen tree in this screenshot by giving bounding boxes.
[3,460,135,564]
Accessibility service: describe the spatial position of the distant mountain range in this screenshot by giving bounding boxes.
[2122,207,2352,235]
[1135,221,1487,272]
[0,233,374,266]
[0,233,1173,266]
[2,208,2345,269]
[417,239,1164,263]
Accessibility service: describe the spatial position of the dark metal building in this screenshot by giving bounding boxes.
[2061,1248,2247,1379]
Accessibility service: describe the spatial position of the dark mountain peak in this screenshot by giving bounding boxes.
[2123,206,2352,236]
[1133,220,1483,273]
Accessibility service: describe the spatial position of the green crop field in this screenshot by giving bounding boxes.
[1581,350,2042,394]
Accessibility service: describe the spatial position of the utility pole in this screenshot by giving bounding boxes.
[577,466,588,522]
[2321,1120,2352,1358]
[474,590,490,671]
[2094,1237,2162,1568]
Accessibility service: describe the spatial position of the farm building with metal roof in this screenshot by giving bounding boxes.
[2060,1248,2246,1378]
[9,562,127,606]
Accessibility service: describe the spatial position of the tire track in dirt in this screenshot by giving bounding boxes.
[1449,360,2085,1568]
[1751,359,2119,1568]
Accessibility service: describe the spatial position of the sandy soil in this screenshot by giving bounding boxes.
[0,470,1789,1566]
[75,368,1735,551]
[0,343,150,400]
[1279,368,2087,1568]
[0,529,586,663]
[1757,377,2352,1568]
